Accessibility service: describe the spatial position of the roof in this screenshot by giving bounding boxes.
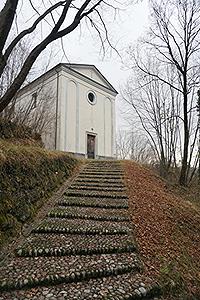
[17,63,118,96]
[63,63,118,94]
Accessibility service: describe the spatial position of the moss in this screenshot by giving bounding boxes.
[0,140,78,249]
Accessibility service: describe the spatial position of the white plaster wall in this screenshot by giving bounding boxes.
[104,97,112,157]
[72,67,107,88]
[15,72,58,150]
[60,70,115,158]
[56,70,67,151]
[112,99,116,157]
[65,80,77,152]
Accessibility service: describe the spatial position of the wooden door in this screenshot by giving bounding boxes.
[87,134,95,159]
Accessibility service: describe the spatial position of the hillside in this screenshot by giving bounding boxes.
[0,119,79,250]
[123,161,200,299]
[0,116,199,299]
[0,152,199,299]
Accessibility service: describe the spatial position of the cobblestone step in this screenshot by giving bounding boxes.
[75,178,124,184]
[70,182,125,187]
[33,219,131,235]
[64,190,128,199]
[86,161,121,165]
[0,253,141,292]
[77,174,124,180]
[50,206,129,217]
[68,185,126,192]
[47,214,129,223]
[48,207,130,222]
[0,273,161,299]
[58,197,129,209]
[79,172,124,177]
[16,234,136,257]
[84,168,123,172]
[83,165,122,169]
[80,170,124,174]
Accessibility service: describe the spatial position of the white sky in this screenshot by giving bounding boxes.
[58,1,150,88]
[2,0,150,127]
[48,1,150,128]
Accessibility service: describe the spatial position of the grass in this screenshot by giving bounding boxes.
[0,139,78,249]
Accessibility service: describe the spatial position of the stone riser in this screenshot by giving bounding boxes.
[77,173,124,180]
[58,201,129,209]
[79,173,124,177]
[15,234,135,258]
[70,182,125,187]
[0,252,141,292]
[64,191,128,199]
[68,186,126,192]
[71,178,124,184]
[33,227,129,235]
[16,244,137,258]
[48,212,130,222]
[0,265,140,292]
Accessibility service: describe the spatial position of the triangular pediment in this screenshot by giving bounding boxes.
[64,63,117,94]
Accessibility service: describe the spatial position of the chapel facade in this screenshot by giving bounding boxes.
[15,63,118,159]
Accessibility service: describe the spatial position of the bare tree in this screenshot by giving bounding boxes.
[116,129,155,163]
[0,0,121,113]
[197,90,200,183]
[0,36,33,119]
[122,61,182,177]
[0,31,57,138]
[13,86,56,137]
[116,130,131,159]
[126,0,200,185]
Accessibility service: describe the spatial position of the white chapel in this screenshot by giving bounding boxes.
[16,63,118,159]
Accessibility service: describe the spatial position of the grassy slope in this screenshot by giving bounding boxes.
[0,139,78,248]
[123,160,200,300]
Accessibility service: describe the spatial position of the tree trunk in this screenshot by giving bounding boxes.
[179,90,189,186]
[0,0,19,54]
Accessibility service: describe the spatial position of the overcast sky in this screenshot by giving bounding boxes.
[50,1,150,128]
[59,1,150,87]
[2,0,150,128]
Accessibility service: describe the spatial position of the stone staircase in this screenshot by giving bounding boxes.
[0,161,161,299]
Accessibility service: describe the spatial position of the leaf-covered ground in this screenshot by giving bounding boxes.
[123,161,200,299]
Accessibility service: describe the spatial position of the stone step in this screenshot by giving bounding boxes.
[0,253,141,292]
[79,172,124,176]
[75,178,124,184]
[59,197,129,209]
[82,169,123,173]
[48,208,129,222]
[64,190,128,199]
[68,185,126,192]
[86,163,121,167]
[87,161,121,165]
[78,173,124,179]
[70,181,125,188]
[84,168,122,172]
[0,273,161,299]
[77,176,124,181]
[51,206,129,217]
[16,234,136,257]
[33,219,131,235]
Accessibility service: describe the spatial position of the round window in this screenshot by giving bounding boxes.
[87,91,96,105]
